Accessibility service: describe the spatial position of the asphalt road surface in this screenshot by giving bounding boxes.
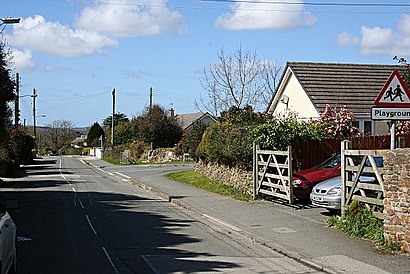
[1,156,323,274]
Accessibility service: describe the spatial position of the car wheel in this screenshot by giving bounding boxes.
[326,208,340,215]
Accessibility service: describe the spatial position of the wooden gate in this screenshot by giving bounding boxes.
[253,142,293,204]
[340,141,388,219]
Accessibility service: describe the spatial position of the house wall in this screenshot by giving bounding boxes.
[272,73,319,120]
[199,116,217,127]
[383,148,410,253]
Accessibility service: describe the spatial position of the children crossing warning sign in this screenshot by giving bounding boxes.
[374,70,410,106]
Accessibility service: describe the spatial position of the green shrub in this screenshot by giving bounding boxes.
[252,117,323,150]
[197,122,256,169]
[10,128,35,164]
[327,202,387,248]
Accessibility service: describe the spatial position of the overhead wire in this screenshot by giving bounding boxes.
[54,0,410,14]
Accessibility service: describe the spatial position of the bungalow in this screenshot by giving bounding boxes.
[267,62,403,135]
[174,112,217,131]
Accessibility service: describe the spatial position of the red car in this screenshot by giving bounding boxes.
[292,153,341,201]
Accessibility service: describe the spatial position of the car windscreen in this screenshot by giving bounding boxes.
[317,154,341,169]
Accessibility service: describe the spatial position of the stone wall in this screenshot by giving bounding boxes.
[383,148,410,253]
[194,160,253,195]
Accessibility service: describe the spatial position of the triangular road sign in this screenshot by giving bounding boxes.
[375,70,410,106]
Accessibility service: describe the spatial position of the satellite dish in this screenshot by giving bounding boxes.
[280,95,289,104]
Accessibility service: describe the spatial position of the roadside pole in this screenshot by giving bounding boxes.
[390,121,396,150]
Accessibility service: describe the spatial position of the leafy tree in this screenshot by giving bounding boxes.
[393,56,410,88]
[103,112,129,128]
[197,47,281,116]
[86,122,104,147]
[219,105,266,126]
[136,104,182,148]
[0,41,15,148]
[179,121,208,158]
[113,120,135,146]
[43,120,76,150]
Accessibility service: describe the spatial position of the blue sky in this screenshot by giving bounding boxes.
[2,0,410,127]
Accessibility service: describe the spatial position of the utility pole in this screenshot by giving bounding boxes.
[14,73,19,128]
[31,88,37,150]
[111,88,115,148]
[149,87,153,112]
[149,87,153,150]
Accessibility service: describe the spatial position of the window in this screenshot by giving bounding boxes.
[355,120,373,134]
[364,121,372,134]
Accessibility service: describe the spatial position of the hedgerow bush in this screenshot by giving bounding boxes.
[197,108,325,170]
[10,128,35,165]
[196,105,362,170]
[252,115,324,150]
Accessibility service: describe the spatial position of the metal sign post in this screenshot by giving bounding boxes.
[390,121,395,150]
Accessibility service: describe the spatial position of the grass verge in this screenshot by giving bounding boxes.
[326,201,402,252]
[103,158,195,165]
[165,170,252,201]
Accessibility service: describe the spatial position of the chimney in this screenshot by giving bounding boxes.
[170,107,175,120]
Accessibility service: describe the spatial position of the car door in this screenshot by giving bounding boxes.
[0,211,8,274]
[0,210,15,274]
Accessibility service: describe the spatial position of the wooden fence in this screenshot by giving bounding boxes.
[293,134,410,171]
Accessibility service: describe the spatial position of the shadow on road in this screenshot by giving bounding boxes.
[2,177,240,273]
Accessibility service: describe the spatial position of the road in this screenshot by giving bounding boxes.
[1,156,323,273]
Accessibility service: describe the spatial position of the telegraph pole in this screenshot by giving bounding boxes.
[111,88,115,148]
[149,87,153,112]
[14,73,19,128]
[31,88,37,149]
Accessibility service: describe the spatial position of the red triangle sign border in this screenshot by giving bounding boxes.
[375,69,410,106]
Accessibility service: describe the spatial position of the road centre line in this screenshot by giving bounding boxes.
[102,247,119,274]
[85,214,97,235]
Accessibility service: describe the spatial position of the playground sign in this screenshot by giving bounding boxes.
[374,69,410,106]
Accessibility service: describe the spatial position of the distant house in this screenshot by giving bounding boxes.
[174,112,217,131]
[267,62,402,135]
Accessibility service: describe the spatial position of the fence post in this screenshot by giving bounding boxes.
[288,146,293,204]
[253,140,258,200]
[340,140,350,216]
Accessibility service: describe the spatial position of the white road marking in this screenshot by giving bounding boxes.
[115,172,131,179]
[85,214,97,235]
[102,247,119,274]
[201,214,242,232]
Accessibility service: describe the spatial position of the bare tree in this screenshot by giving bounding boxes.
[196,47,282,116]
[260,59,282,107]
[43,120,76,150]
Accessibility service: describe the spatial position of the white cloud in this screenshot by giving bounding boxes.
[75,0,186,37]
[337,14,410,56]
[215,0,316,31]
[336,31,360,46]
[10,49,35,71]
[9,15,118,58]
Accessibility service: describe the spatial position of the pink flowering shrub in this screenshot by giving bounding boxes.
[396,121,410,135]
[316,104,362,138]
